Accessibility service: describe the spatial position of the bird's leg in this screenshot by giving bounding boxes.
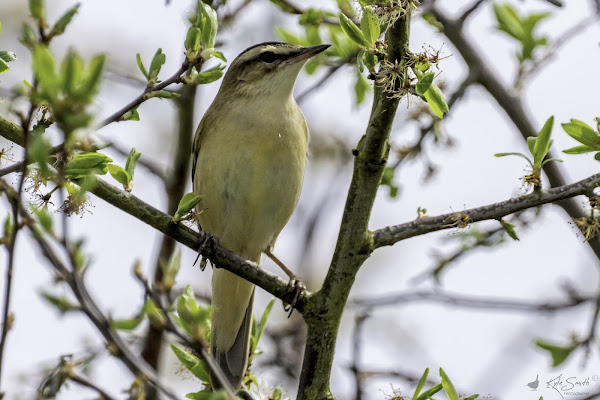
[263,247,305,317]
[193,230,214,271]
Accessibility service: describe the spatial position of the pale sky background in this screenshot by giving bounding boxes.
[1,0,600,399]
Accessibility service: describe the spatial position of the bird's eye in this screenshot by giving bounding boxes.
[257,51,281,63]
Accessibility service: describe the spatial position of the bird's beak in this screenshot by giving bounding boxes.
[291,44,331,63]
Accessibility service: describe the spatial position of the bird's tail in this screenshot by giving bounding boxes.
[210,268,256,391]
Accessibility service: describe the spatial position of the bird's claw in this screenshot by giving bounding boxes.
[283,276,305,318]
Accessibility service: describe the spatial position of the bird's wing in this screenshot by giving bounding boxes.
[191,116,205,184]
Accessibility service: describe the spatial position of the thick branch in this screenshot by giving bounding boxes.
[373,172,600,248]
[297,11,411,400]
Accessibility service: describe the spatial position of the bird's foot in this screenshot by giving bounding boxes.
[193,231,214,271]
[283,275,306,318]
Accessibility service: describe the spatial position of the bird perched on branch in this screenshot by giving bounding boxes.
[192,42,329,391]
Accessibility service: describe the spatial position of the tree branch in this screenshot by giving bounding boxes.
[429,8,600,261]
[297,10,411,400]
[373,172,600,248]
[0,118,307,313]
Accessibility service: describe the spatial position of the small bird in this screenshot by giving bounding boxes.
[192,42,329,391]
[527,374,539,390]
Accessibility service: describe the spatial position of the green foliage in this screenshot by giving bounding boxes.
[173,193,203,223]
[174,285,211,341]
[171,344,210,383]
[28,131,52,174]
[185,390,229,400]
[493,3,549,62]
[495,116,561,186]
[380,166,399,198]
[354,71,371,105]
[499,219,519,241]
[161,249,181,291]
[410,367,478,400]
[535,339,578,367]
[35,206,54,234]
[339,13,372,48]
[0,22,17,74]
[65,152,112,179]
[41,292,78,313]
[32,46,106,132]
[249,299,276,361]
[562,118,600,160]
[107,148,141,191]
[413,67,449,119]
[439,368,459,400]
[48,3,80,39]
[148,48,166,86]
[360,7,380,44]
[421,12,443,32]
[182,64,226,86]
[185,1,220,62]
[29,0,46,20]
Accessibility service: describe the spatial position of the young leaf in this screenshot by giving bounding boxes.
[65,152,113,179]
[439,368,459,400]
[49,3,80,38]
[561,119,600,148]
[532,116,554,166]
[339,13,372,48]
[41,292,78,313]
[360,7,380,44]
[32,46,59,101]
[107,164,130,187]
[171,344,210,383]
[415,383,443,400]
[415,72,434,96]
[173,193,202,222]
[122,107,140,121]
[112,313,145,330]
[200,3,218,49]
[29,0,46,20]
[254,299,275,350]
[563,144,597,154]
[500,219,519,241]
[494,152,533,167]
[423,83,449,118]
[136,53,149,79]
[162,249,181,290]
[0,59,10,74]
[80,54,106,100]
[185,26,201,53]
[354,71,371,105]
[183,65,225,85]
[124,148,141,186]
[148,48,166,84]
[35,207,54,234]
[535,339,577,367]
[412,368,429,399]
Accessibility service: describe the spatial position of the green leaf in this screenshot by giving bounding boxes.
[28,132,51,174]
[0,59,9,74]
[540,157,562,166]
[171,344,210,383]
[422,12,443,32]
[148,48,166,83]
[183,65,225,85]
[125,148,141,186]
[276,28,309,46]
[49,3,80,38]
[527,136,536,155]
[107,164,130,187]
[2,215,12,239]
[35,207,54,234]
[112,313,144,330]
[20,23,37,49]
[412,368,429,400]
[173,193,202,222]
[143,298,166,328]
[563,144,598,154]
[439,368,459,400]
[532,116,554,166]
[41,292,78,313]
[500,219,519,241]
[186,390,229,400]
[80,54,106,101]
[185,26,201,53]
[200,3,218,49]
[354,71,371,105]
[561,119,600,148]
[535,339,577,367]
[423,83,449,119]
[415,383,443,400]
[65,152,113,179]
[594,152,600,161]
[29,0,45,20]
[122,107,140,121]
[271,387,284,400]
[32,46,59,101]
[210,50,227,62]
[494,152,533,167]
[255,299,275,350]
[136,53,148,79]
[360,7,380,44]
[0,51,17,63]
[415,72,434,96]
[339,13,372,48]
[162,249,180,290]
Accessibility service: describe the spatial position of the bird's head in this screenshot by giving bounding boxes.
[218,42,330,99]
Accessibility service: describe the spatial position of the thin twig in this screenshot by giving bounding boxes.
[297,53,358,103]
[373,172,600,248]
[351,289,594,312]
[69,373,117,400]
[457,0,486,25]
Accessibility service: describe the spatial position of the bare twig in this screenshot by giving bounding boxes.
[351,289,594,312]
[373,172,600,248]
[457,0,486,25]
[350,313,369,400]
[69,373,117,400]
[297,53,358,103]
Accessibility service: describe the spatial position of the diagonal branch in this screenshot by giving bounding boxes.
[429,8,600,261]
[372,172,600,248]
